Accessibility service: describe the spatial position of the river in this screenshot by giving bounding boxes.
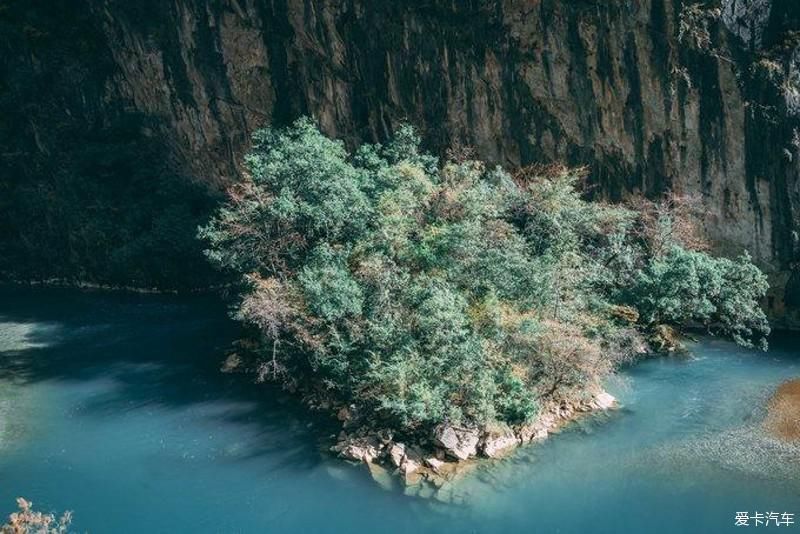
[0,287,797,533]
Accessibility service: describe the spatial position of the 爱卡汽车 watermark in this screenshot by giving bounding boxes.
[736,512,794,527]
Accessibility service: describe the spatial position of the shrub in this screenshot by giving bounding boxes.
[1,498,71,534]
[201,118,770,434]
[626,247,770,348]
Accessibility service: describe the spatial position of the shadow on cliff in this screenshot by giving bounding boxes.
[0,286,332,473]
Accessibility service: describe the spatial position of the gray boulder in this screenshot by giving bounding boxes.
[433,424,479,460]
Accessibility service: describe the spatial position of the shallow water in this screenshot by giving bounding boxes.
[0,287,797,533]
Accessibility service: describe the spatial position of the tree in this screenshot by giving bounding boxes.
[200,118,770,436]
[626,247,770,348]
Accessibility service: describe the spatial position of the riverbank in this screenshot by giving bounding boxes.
[221,342,620,491]
[0,278,223,295]
[330,390,618,494]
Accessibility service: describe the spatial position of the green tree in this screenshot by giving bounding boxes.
[200,118,770,436]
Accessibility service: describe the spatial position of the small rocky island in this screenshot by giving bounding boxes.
[208,120,770,489]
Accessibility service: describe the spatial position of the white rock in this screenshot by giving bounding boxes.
[425,457,445,471]
[593,391,617,410]
[401,457,421,476]
[481,423,519,458]
[433,424,480,460]
[335,436,383,463]
[388,442,406,468]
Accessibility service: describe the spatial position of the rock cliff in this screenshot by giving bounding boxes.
[1,0,799,322]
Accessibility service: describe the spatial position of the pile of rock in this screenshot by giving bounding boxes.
[332,390,619,490]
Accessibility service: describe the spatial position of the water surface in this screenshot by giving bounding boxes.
[0,288,798,533]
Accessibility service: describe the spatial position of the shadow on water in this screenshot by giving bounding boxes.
[0,286,334,472]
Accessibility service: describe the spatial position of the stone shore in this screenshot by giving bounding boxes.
[331,390,618,492]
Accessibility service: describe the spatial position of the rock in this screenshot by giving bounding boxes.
[401,457,422,478]
[400,445,423,477]
[517,423,548,444]
[367,462,396,492]
[425,457,445,472]
[402,469,423,486]
[388,442,406,468]
[518,412,556,443]
[334,435,383,463]
[377,429,394,445]
[220,353,241,373]
[433,424,480,460]
[403,483,421,498]
[416,483,436,499]
[387,442,422,482]
[480,423,519,458]
[592,391,617,411]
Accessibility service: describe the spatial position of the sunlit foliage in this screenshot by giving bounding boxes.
[201,118,770,433]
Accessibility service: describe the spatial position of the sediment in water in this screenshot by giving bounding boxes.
[764,379,800,442]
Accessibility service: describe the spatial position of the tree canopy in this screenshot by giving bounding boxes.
[200,118,770,434]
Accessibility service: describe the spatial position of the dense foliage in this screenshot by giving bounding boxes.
[201,118,770,434]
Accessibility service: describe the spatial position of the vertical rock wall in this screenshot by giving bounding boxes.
[1,0,799,322]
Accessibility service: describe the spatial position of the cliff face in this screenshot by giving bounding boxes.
[1,0,799,322]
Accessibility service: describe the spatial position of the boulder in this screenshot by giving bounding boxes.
[401,456,422,478]
[608,305,639,324]
[334,435,383,463]
[433,424,480,460]
[592,391,617,410]
[400,445,423,477]
[220,352,242,373]
[367,462,396,492]
[388,442,406,468]
[651,324,681,352]
[480,423,519,458]
[518,412,556,443]
[557,402,575,419]
[386,442,423,482]
[424,457,445,472]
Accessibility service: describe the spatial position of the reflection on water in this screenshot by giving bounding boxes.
[0,287,798,533]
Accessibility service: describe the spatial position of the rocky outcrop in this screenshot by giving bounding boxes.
[592,391,618,411]
[2,1,800,323]
[332,390,619,491]
[433,425,481,461]
[332,435,384,464]
[480,423,520,459]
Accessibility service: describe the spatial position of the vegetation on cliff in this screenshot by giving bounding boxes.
[201,118,770,436]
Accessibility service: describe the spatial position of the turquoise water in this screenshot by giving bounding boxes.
[0,287,798,533]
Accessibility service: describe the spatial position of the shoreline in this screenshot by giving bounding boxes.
[330,390,618,495]
[221,347,620,496]
[0,278,223,296]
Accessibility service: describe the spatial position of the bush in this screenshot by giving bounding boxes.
[626,247,770,348]
[201,118,770,434]
[1,498,71,534]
